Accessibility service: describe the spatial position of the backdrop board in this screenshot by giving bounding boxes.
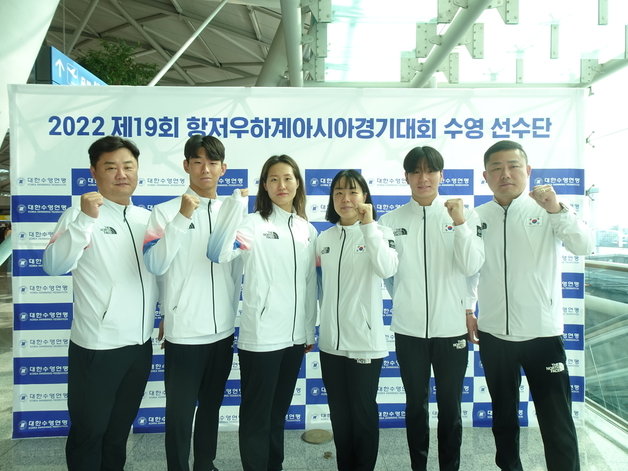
[8,85,586,438]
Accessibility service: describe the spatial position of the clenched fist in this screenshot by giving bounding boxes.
[179,193,200,218]
[444,198,465,225]
[356,203,373,225]
[80,192,104,218]
[529,185,561,213]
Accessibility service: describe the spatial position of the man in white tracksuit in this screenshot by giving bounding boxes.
[470,140,593,471]
[380,146,484,471]
[43,136,159,471]
[143,135,244,471]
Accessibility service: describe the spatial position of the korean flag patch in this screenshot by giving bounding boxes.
[443,223,455,233]
[527,217,543,226]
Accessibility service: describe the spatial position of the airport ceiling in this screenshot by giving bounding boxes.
[2,0,627,209]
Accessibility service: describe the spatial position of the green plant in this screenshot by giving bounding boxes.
[77,39,158,85]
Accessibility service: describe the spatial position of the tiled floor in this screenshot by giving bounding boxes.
[1,269,626,470]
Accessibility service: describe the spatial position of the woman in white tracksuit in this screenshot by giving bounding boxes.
[317,170,398,471]
[206,155,317,471]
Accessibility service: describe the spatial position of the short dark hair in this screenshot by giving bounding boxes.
[483,140,528,167]
[325,170,377,224]
[184,135,225,162]
[88,136,140,167]
[255,155,307,220]
[403,146,444,173]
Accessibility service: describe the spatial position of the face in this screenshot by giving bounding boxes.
[90,147,138,204]
[332,178,367,225]
[264,162,299,212]
[183,147,226,197]
[483,149,531,205]
[405,163,442,205]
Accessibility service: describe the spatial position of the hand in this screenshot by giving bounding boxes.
[444,198,465,225]
[179,194,200,218]
[529,185,561,213]
[466,310,479,345]
[240,188,249,197]
[157,319,165,350]
[80,191,104,218]
[304,344,314,353]
[356,203,373,225]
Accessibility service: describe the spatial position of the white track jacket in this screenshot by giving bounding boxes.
[207,193,317,352]
[43,198,159,350]
[143,188,244,344]
[476,194,592,338]
[317,221,398,359]
[380,197,484,338]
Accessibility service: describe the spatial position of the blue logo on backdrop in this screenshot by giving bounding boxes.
[378,403,406,428]
[570,376,585,402]
[440,169,473,195]
[12,195,71,222]
[474,195,493,208]
[148,354,165,382]
[14,303,73,330]
[563,324,584,350]
[223,379,241,406]
[305,169,348,195]
[530,169,585,195]
[285,405,305,430]
[462,377,474,403]
[13,249,55,277]
[13,410,70,438]
[218,169,248,196]
[382,299,392,326]
[374,195,408,216]
[381,352,400,377]
[561,272,584,299]
[133,196,174,212]
[306,378,328,404]
[473,403,493,427]
[71,168,97,195]
[133,407,165,433]
[14,357,68,384]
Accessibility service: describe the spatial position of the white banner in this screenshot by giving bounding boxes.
[9,84,586,437]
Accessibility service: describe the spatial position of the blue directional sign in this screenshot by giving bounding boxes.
[34,46,106,86]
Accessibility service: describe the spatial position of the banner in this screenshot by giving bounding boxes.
[9,85,586,437]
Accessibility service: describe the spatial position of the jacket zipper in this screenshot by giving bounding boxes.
[423,207,429,338]
[288,215,298,342]
[123,206,146,342]
[503,205,510,335]
[208,201,217,333]
[335,228,347,350]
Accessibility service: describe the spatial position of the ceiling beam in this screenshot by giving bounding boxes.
[109,0,195,85]
[410,0,493,88]
[148,0,229,86]
[280,0,303,86]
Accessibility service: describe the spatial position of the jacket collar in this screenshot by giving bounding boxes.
[102,197,133,214]
[408,195,444,214]
[272,203,295,220]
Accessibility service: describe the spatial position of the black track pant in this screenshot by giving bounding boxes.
[320,352,383,471]
[164,335,234,471]
[65,340,152,471]
[479,332,580,471]
[395,333,468,471]
[238,345,304,471]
